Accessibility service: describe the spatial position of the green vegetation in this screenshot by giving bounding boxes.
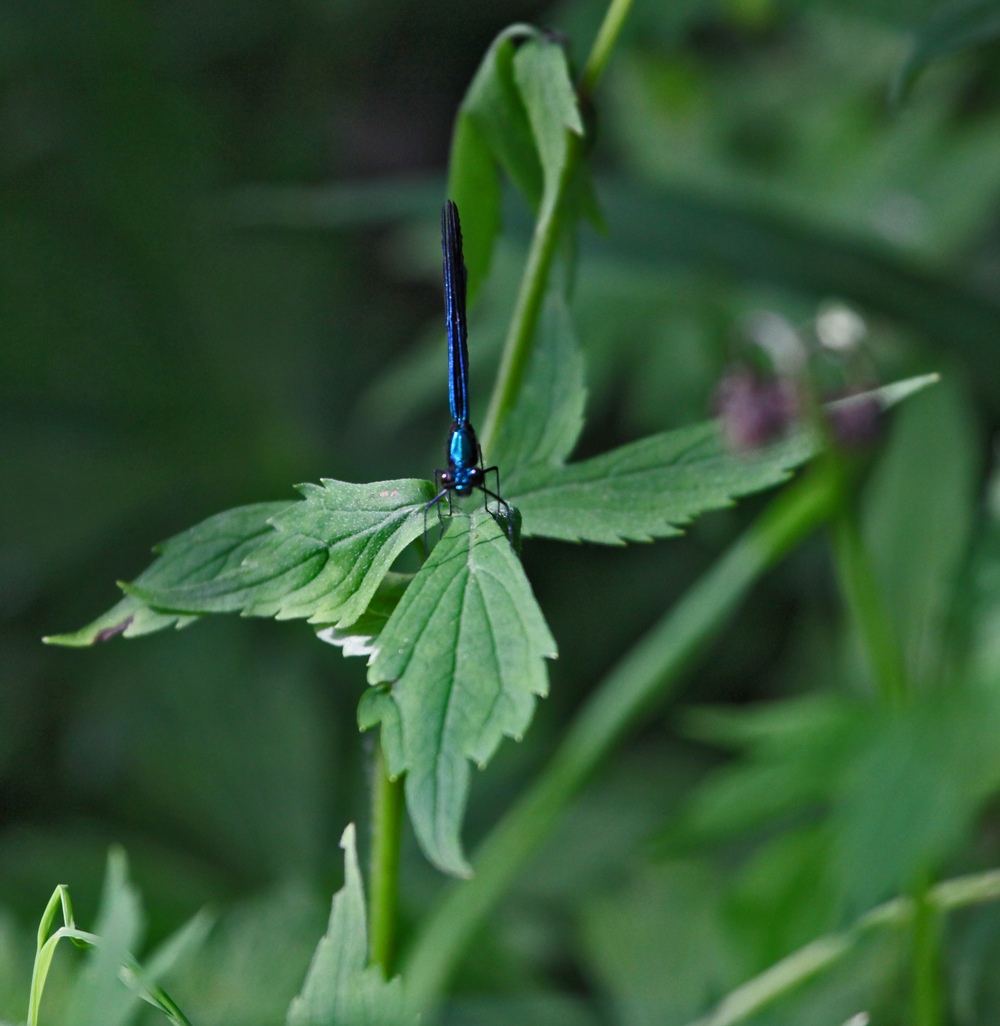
[8,0,1000,1023]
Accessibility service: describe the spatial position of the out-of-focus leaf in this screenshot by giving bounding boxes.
[47,482,435,645]
[65,849,143,1026]
[594,183,1000,401]
[832,690,1000,914]
[580,860,740,1026]
[679,695,858,843]
[507,377,936,545]
[897,0,1000,100]
[223,176,443,230]
[287,824,412,1026]
[366,511,556,877]
[512,37,584,209]
[490,288,586,475]
[862,378,978,688]
[170,884,327,1026]
[680,686,1000,918]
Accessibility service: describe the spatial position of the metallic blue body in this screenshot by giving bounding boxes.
[447,421,481,496]
[427,200,511,540]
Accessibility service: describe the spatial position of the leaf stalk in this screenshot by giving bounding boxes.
[369,740,404,974]
[479,0,636,457]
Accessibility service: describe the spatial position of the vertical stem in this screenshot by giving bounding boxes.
[479,0,636,458]
[910,882,945,1026]
[403,462,842,1011]
[479,143,579,459]
[369,741,403,974]
[579,0,637,101]
[832,510,907,707]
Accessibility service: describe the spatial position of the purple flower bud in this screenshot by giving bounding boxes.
[826,391,881,448]
[715,369,798,451]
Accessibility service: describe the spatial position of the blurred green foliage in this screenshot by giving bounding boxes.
[9,0,1000,1023]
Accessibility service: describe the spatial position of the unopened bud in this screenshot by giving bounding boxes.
[715,368,798,451]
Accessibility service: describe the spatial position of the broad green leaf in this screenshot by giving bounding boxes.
[512,37,585,207]
[580,860,738,1026]
[862,378,978,688]
[315,573,411,658]
[896,0,1000,101]
[490,287,586,476]
[287,824,412,1026]
[507,376,938,545]
[366,511,556,876]
[47,482,435,645]
[833,689,1000,914]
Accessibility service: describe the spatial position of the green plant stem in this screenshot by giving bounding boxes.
[368,741,403,974]
[681,865,1000,1026]
[579,0,636,101]
[479,150,577,458]
[833,509,907,706]
[403,462,842,1011]
[910,881,944,1026]
[478,0,635,457]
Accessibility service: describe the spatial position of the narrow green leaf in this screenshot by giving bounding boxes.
[897,0,1000,101]
[366,511,557,876]
[507,376,939,545]
[287,824,412,1026]
[512,36,585,206]
[491,287,586,477]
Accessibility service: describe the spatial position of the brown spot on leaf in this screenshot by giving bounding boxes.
[95,616,134,643]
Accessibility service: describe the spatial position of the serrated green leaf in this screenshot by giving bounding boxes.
[512,37,584,208]
[896,0,1000,101]
[506,376,938,545]
[44,501,291,646]
[491,287,586,476]
[49,483,436,645]
[44,594,199,647]
[287,824,412,1026]
[366,511,556,876]
[315,573,412,658]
